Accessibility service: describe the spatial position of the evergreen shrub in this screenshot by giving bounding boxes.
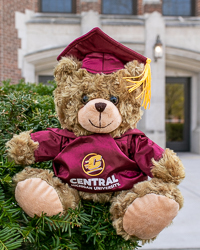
[0,80,140,250]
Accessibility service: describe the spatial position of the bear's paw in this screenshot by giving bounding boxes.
[15,178,63,217]
[122,193,179,240]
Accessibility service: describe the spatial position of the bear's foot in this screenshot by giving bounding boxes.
[15,178,63,217]
[123,193,179,239]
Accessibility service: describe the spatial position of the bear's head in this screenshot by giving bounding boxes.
[53,28,151,137]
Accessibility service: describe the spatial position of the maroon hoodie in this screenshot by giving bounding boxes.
[31,128,164,193]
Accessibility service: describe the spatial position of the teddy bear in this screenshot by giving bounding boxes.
[6,27,185,243]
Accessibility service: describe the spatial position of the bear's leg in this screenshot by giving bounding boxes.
[110,178,183,242]
[13,167,80,218]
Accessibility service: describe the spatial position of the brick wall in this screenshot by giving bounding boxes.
[1,0,200,84]
[144,0,200,16]
[0,0,38,84]
[77,0,200,16]
[144,3,162,14]
[77,0,101,13]
[76,0,81,13]
[137,0,143,15]
[196,0,200,16]
[76,0,143,15]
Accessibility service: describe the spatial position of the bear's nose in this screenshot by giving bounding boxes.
[95,102,107,112]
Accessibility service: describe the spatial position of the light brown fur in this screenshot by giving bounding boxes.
[13,167,80,213]
[79,191,113,203]
[151,148,185,185]
[109,148,184,242]
[110,178,183,242]
[54,57,144,137]
[6,56,185,243]
[6,130,38,166]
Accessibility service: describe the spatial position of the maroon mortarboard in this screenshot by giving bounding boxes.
[57,27,148,74]
[57,27,151,109]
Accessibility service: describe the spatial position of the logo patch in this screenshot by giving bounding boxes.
[82,153,105,176]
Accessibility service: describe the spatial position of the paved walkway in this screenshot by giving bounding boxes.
[141,153,200,250]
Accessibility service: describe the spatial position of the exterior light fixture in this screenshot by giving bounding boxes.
[154,35,163,62]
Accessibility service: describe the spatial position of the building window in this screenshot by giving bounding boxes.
[162,0,195,16]
[39,75,54,85]
[40,0,76,13]
[102,0,137,15]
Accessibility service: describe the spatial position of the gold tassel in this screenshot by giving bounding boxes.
[123,58,151,109]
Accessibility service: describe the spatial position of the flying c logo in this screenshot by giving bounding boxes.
[82,153,105,176]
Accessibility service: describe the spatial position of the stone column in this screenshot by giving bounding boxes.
[191,72,200,153]
[81,10,101,35]
[142,11,166,148]
[15,10,36,83]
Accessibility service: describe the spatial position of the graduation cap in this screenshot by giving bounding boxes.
[57,27,151,109]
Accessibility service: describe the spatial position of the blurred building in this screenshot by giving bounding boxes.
[1,0,200,153]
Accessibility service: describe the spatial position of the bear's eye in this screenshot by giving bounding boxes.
[82,95,89,104]
[110,96,119,105]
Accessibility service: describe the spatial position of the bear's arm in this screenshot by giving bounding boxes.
[6,130,63,166]
[132,135,185,184]
[31,130,63,163]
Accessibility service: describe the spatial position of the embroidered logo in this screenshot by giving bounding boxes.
[82,153,105,176]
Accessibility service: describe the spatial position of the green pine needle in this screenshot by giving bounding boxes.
[0,80,140,250]
[0,227,23,250]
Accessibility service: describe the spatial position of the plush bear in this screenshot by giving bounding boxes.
[6,27,185,243]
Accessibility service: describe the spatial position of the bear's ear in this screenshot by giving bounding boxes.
[125,60,144,78]
[54,56,82,81]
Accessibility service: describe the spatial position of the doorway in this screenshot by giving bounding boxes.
[165,77,191,151]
